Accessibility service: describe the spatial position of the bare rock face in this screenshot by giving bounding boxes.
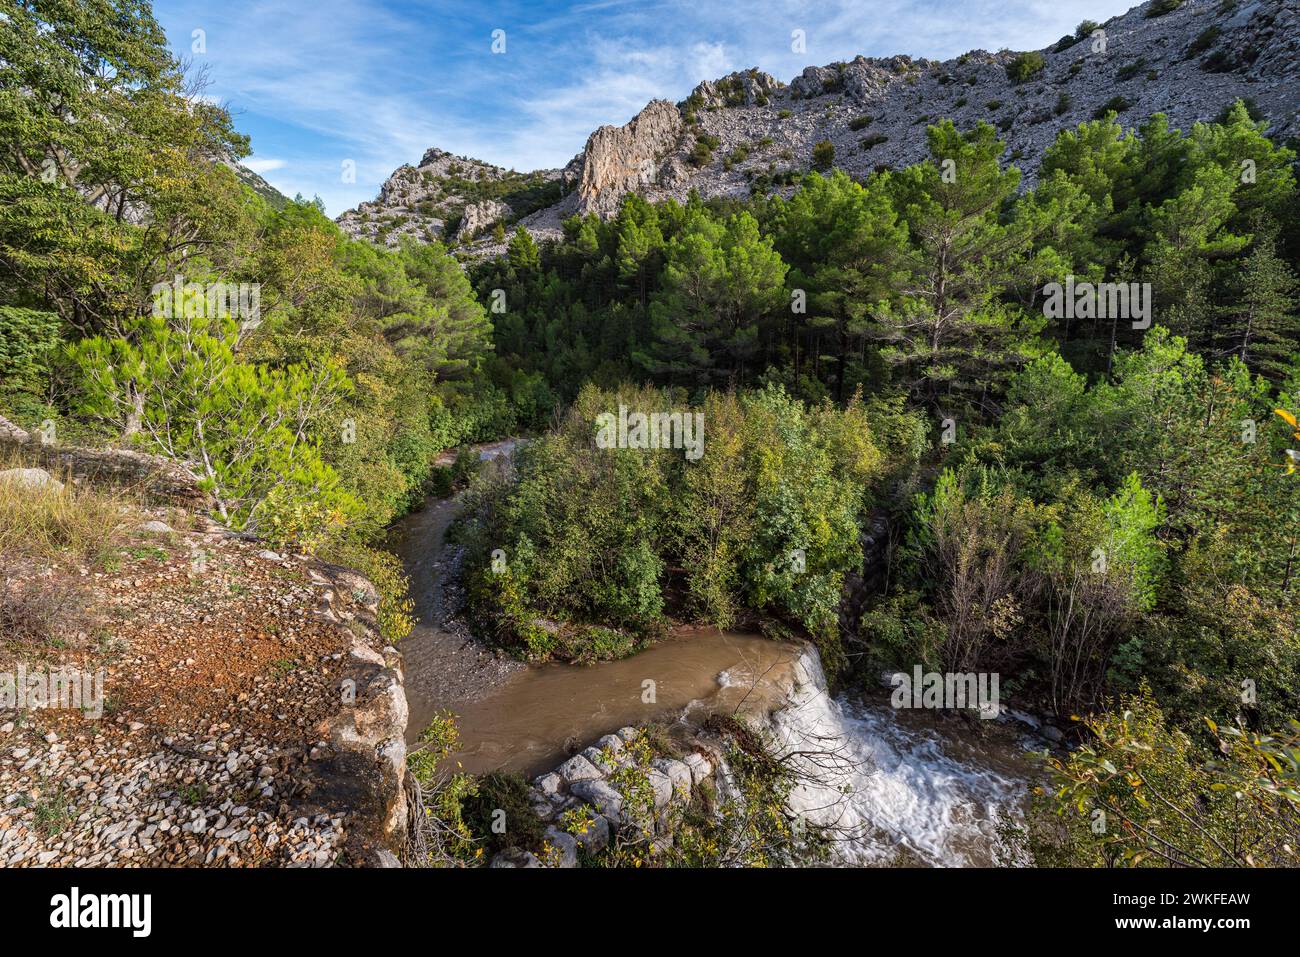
[455,199,511,240]
[575,99,683,215]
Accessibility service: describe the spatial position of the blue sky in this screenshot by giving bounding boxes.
[156,0,1137,215]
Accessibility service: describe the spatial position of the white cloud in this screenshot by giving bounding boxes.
[241,158,286,175]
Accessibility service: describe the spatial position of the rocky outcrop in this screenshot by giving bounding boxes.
[301,559,409,866]
[490,726,719,867]
[454,199,511,240]
[688,69,783,110]
[0,414,209,508]
[335,147,562,248]
[574,99,684,215]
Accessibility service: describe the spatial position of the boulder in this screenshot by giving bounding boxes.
[0,467,62,492]
[543,826,579,867]
[570,778,626,826]
[557,753,602,785]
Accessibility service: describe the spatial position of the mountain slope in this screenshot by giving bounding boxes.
[339,0,1298,252]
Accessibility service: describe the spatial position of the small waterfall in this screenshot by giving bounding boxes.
[764,649,1028,867]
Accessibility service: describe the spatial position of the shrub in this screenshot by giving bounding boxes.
[848,114,874,130]
[1187,24,1221,57]
[457,384,895,669]
[1016,688,1300,867]
[1116,57,1147,80]
[811,139,835,171]
[859,133,888,150]
[461,772,547,855]
[689,134,721,167]
[1092,95,1132,119]
[1006,51,1046,84]
[1145,0,1184,16]
[1054,91,1072,115]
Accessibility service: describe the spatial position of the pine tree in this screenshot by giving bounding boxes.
[875,121,1048,415]
[1219,231,1299,380]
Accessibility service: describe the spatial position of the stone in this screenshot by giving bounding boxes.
[533,772,563,796]
[0,468,62,492]
[557,753,602,785]
[569,778,626,826]
[683,752,713,786]
[455,200,511,241]
[652,757,692,802]
[646,768,673,811]
[136,520,174,535]
[543,826,579,867]
[581,746,618,773]
[575,99,682,215]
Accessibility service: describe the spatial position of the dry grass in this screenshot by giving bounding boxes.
[0,451,135,561]
[0,564,92,645]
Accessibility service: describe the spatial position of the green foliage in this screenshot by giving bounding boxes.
[1092,96,1132,119]
[458,383,902,669]
[689,134,721,167]
[811,140,835,171]
[319,540,415,642]
[1006,51,1046,84]
[70,312,360,549]
[461,771,547,855]
[0,306,60,418]
[1019,688,1300,866]
[1146,0,1185,16]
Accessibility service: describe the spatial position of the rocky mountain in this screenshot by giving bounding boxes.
[339,0,1299,253]
[221,157,291,209]
[335,147,563,247]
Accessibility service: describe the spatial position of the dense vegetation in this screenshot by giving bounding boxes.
[3,0,1298,866]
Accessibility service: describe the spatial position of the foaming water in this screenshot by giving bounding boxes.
[768,651,1032,867]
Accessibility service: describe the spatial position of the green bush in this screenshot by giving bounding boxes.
[1005,51,1046,84]
[811,140,835,171]
[1145,0,1184,16]
[457,384,899,670]
[1091,95,1132,119]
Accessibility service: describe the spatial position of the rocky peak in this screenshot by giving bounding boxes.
[574,99,684,215]
[686,69,783,111]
